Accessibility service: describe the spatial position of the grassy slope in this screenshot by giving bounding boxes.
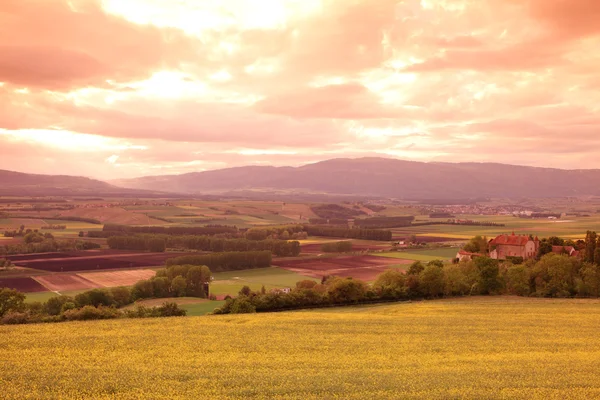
[3,297,600,399]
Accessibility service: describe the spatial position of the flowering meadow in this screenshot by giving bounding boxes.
[2,297,600,399]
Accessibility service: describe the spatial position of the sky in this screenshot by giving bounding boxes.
[1,0,599,180]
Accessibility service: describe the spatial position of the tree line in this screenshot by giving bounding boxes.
[106,234,301,256]
[0,238,100,256]
[303,225,392,241]
[244,225,306,240]
[310,204,365,219]
[215,250,600,315]
[321,241,353,253]
[102,224,239,236]
[0,286,187,325]
[165,251,272,272]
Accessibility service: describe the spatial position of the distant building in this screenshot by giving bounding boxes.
[488,233,539,260]
[271,287,291,294]
[456,250,483,262]
[551,246,581,258]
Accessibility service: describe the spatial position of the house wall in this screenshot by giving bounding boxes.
[494,241,537,260]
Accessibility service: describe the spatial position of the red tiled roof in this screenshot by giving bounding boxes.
[458,250,483,256]
[489,234,531,246]
[551,246,575,255]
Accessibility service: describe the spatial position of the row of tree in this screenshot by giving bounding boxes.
[0,286,186,325]
[215,252,600,314]
[106,234,302,257]
[320,241,353,253]
[102,224,238,236]
[245,225,306,241]
[165,251,272,272]
[0,238,100,256]
[310,204,365,219]
[303,225,392,241]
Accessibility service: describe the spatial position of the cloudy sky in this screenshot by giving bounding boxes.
[1,0,599,179]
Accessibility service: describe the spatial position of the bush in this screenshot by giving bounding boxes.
[157,302,187,317]
[45,295,74,316]
[1,311,30,325]
[63,306,122,321]
[229,297,256,314]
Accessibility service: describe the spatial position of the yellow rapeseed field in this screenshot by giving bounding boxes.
[2,297,600,399]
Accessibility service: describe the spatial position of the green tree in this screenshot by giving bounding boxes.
[170,276,187,297]
[419,265,445,297]
[443,264,470,296]
[531,253,579,297]
[585,231,597,263]
[474,257,501,295]
[229,297,256,314]
[577,263,600,297]
[327,278,367,303]
[463,235,488,253]
[239,285,252,296]
[110,287,132,307]
[131,279,155,300]
[537,240,553,258]
[407,261,425,275]
[505,265,531,296]
[373,269,406,298]
[0,288,26,317]
[44,295,74,316]
[186,265,210,297]
[427,259,444,268]
[148,238,166,252]
[151,277,170,298]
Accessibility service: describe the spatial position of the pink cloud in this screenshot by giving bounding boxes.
[1,0,600,178]
[0,0,195,90]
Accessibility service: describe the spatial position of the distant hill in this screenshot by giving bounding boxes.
[110,157,600,199]
[0,169,168,197]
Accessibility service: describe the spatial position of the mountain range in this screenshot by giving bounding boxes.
[3,158,600,199]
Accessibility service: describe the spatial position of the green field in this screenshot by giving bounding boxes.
[3,297,600,399]
[375,247,459,262]
[210,267,318,296]
[393,214,600,239]
[181,300,226,316]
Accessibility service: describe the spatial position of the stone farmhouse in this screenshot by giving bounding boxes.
[488,233,539,260]
[551,246,581,258]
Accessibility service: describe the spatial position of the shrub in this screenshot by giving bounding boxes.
[1,311,30,325]
[63,306,121,321]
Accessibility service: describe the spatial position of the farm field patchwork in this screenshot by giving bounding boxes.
[273,255,408,281]
[33,274,99,292]
[0,277,48,292]
[79,269,157,288]
[392,214,600,240]
[11,252,188,273]
[3,298,600,399]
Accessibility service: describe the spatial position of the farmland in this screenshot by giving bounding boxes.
[2,297,600,399]
[9,251,188,273]
[273,255,409,281]
[374,247,460,262]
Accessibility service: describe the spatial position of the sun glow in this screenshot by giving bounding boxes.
[102,0,322,34]
[0,129,147,152]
